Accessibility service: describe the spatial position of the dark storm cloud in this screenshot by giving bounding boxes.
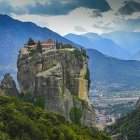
[74,26,87,32]
[118,0,140,15]
[26,0,111,16]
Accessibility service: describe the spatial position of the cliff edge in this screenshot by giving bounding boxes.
[17,46,96,127]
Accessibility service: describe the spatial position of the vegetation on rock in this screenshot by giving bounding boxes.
[0,95,111,140]
[106,107,140,140]
[69,107,82,124]
[34,96,46,109]
[27,38,36,46]
[29,49,38,57]
[85,68,91,90]
[36,41,43,53]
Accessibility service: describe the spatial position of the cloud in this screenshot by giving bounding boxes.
[74,26,87,32]
[113,17,140,31]
[0,0,28,15]
[0,1,14,15]
[28,0,111,16]
[118,0,140,15]
[92,22,114,31]
[1,0,140,34]
[0,0,111,16]
[90,10,103,17]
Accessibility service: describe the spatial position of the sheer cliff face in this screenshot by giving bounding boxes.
[17,48,95,127]
[136,98,140,107]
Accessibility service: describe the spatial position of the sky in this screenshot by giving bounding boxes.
[0,0,140,35]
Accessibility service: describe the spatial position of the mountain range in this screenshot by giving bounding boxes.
[1,14,140,96]
[0,14,79,66]
[64,33,131,60]
[0,14,79,79]
[87,49,140,93]
[102,31,140,54]
[65,31,140,60]
[133,50,140,61]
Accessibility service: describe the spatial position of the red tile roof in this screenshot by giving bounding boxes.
[41,39,56,46]
[27,39,56,49]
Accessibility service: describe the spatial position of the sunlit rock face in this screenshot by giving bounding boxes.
[17,47,96,127]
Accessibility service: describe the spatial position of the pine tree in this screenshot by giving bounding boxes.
[36,41,42,53]
[56,40,59,49]
[27,38,36,46]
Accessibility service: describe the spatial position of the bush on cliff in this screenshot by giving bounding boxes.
[0,95,111,140]
[69,107,82,124]
[85,68,91,90]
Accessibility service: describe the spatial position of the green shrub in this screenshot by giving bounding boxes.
[60,85,65,98]
[85,68,91,90]
[29,49,37,57]
[69,107,82,124]
[58,132,65,140]
[19,92,32,102]
[107,107,140,139]
[0,95,111,140]
[34,96,45,109]
[0,131,10,140]
[61,44,73,49]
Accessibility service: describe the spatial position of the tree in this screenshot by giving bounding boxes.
[36,41,43,53]
[27,38,36,46]
[56,40,60,49]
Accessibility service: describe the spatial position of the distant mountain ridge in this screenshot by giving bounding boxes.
[0,14,78,79]
[101,31,140,54]
[64,33,131,60]
[133,50,140,61]
[0,14,78,65]
[87,49,140,93]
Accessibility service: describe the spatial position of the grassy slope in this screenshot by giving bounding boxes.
[0,95,111,140]
[107,107,140,140]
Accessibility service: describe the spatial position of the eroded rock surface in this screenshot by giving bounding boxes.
[17,48,96,127]
[0,73,19,96]
[136,98,140,107]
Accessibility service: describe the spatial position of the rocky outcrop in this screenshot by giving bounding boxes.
[136,98,140,107]
[112,133,128,140]
[17,48,96,127]
[0,73,19,96]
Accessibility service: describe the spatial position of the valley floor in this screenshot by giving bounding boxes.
[89,82,139,129]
